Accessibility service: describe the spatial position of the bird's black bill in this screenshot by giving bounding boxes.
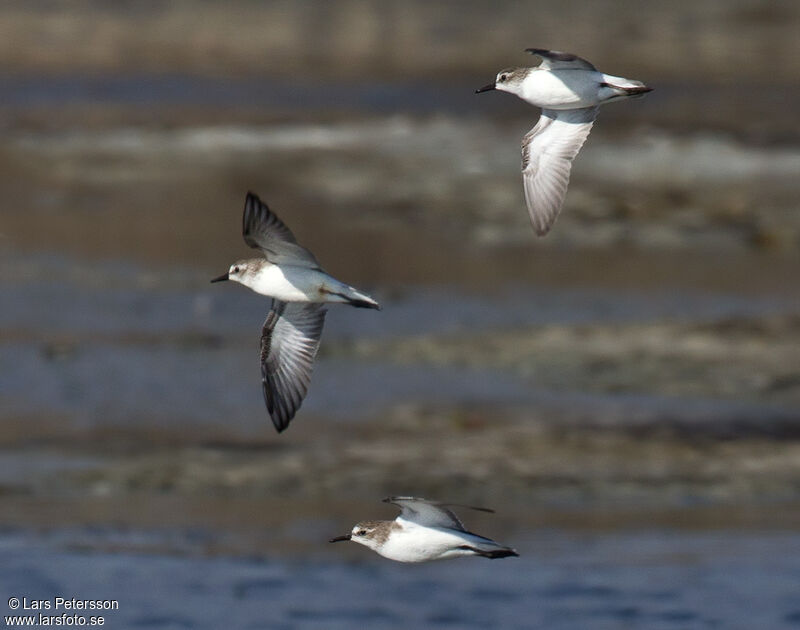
[475,84,496,94]
[210,272,229,283]
[328,535,351,543]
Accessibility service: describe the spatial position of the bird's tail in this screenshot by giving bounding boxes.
[324,281,381,310]
[474,547,520,559]
[459,542,519,559]
[346,293,381,309]
[599,77,653,102]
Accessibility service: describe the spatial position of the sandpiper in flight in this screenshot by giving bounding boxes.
[476,48,652,236]
[211,192,380,433]
[329,496,519,562]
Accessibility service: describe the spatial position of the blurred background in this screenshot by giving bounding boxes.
[1,1,799,628]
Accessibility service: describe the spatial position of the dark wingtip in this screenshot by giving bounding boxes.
[525,48,575,61]
[469,506,496,514]
[267,400,291,434]
[384,495,422,503]
[245,191,269,214]
[263,378,295,434]
[269,407,293,433]
[525,48,552,57]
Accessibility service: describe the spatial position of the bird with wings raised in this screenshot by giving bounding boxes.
[329,496,519,562]
[211,192,380,433]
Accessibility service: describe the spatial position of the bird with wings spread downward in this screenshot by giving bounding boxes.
[477,48,652,236]
[212,192,380,433]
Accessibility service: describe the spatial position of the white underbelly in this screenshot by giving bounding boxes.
[250,265,319,301]
[378,526,465,563]
[522,70,600,109]
[379,536,435,563]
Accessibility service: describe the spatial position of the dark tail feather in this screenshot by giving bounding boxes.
[330,291,381,310]
[623,85,653,97]
[601,82,653,97]
[348,297,381,310]
[460,545,519,559]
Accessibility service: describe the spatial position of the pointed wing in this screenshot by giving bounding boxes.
[260,300,327,432]
[525,48,597,71]
[521,106,598,236]
[242,192,320,269]
[383,496,494,532]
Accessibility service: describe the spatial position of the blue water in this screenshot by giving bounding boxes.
[2,530,800,629]
[2,49,798,630]
[0,74,498,116]
[2,251,797,437]
[1,248,797,443]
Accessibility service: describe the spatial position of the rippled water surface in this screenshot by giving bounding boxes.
[2,3,799,628]
[3,530,800,630]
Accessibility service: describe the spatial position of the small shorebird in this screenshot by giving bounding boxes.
[329,496,519,562]
[476,48,652,236]
[211,192,380,432]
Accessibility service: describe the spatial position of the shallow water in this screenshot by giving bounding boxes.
[2,250,797,438]
[2,7,800,626]
[3,529,800,630]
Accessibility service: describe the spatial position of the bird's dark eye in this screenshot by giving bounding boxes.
[499,74,507,82]
[233,266,240,273]
[357,530,367,536]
